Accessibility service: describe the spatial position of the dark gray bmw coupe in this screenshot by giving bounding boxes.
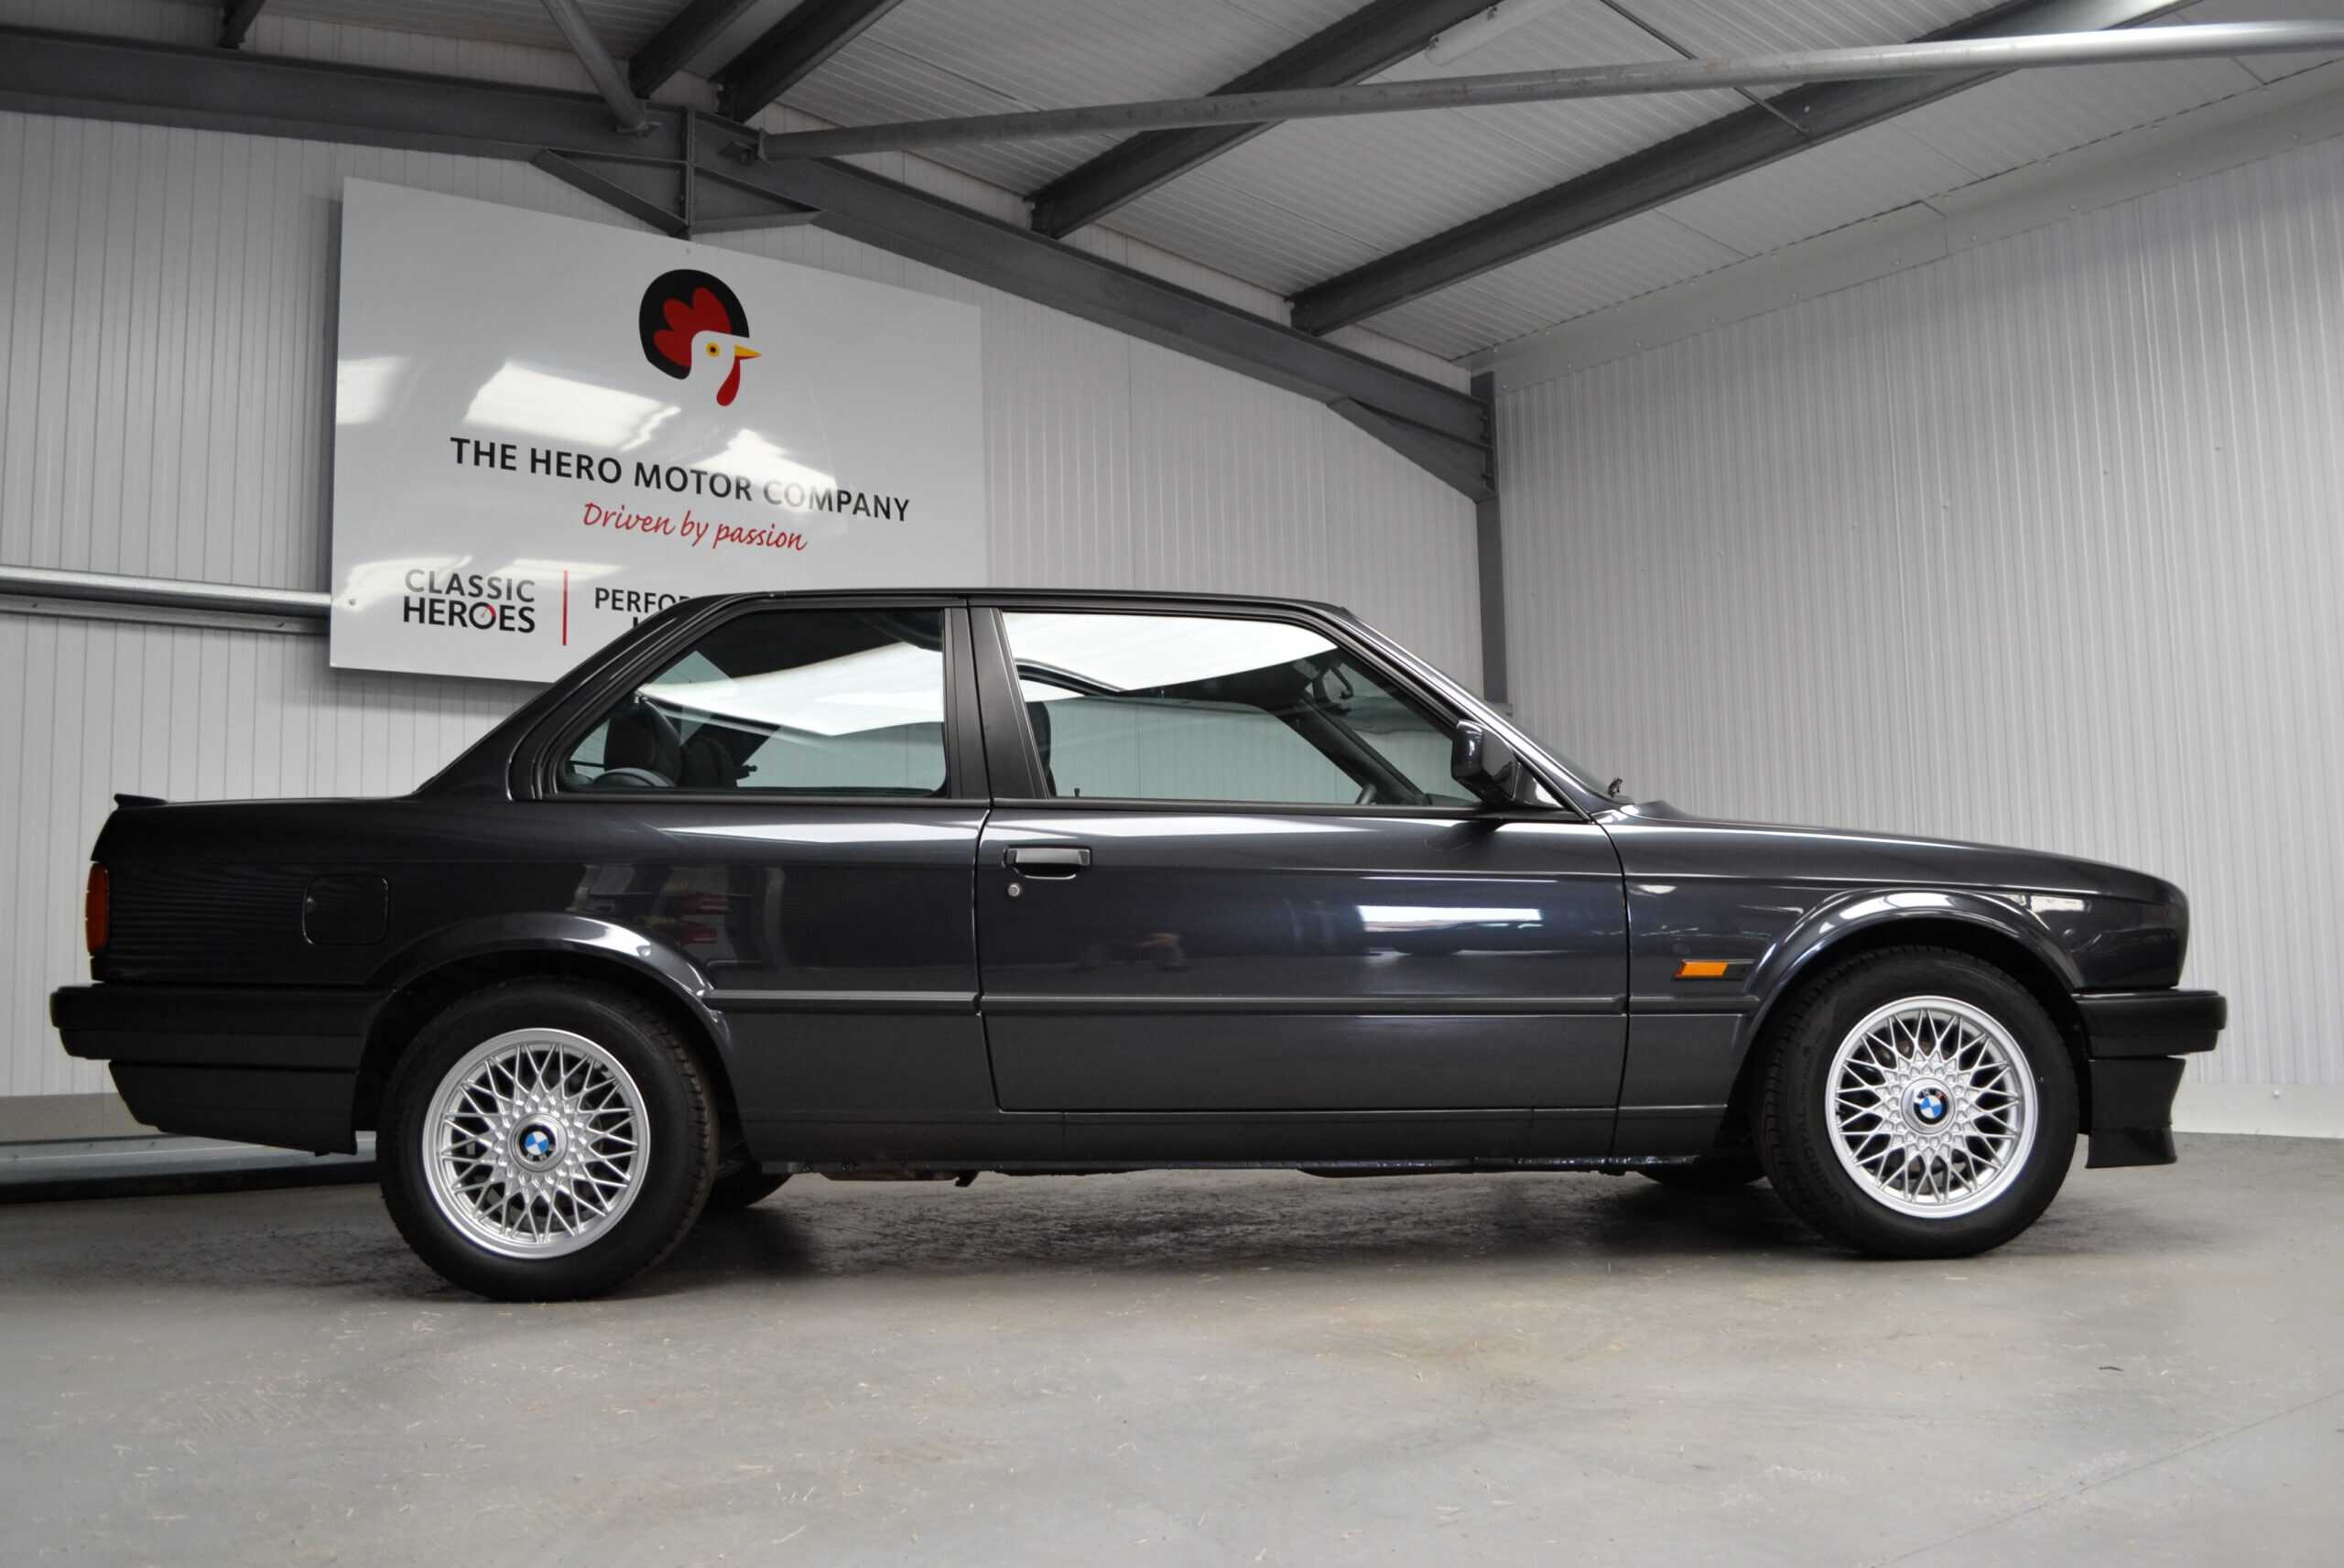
[53,590,2224,1298]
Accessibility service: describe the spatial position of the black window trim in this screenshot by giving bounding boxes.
[968,598,1585,823]
[514,596,988,806]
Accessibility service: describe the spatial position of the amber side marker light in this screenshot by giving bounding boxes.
[1676,959,1730,980]
[85,863,109,956]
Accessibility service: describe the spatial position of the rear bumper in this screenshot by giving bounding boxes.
[2078,989,2225,1169]
[51,985,385,1154]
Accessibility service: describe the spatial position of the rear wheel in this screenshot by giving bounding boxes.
[379,980,717,1300]
[1756,948,2078,1259]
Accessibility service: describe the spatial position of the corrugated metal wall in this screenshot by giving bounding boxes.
[0,103,1478,1110]
[1500,132,2344,1098]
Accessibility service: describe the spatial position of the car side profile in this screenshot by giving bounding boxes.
[52,590,2225,1299]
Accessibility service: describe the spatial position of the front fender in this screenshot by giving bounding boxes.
[1742,887,2084,1046]
[366,912,732,1060]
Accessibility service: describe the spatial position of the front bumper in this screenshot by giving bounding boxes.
[51,985,385,1154]
[2077,989,2225,1168]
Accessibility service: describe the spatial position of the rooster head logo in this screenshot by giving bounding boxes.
[639,268,758,407]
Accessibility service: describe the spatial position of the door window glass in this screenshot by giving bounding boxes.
[998,611,1476,807]
[558,609,950,795]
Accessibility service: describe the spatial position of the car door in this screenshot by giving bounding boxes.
[969,600,1627,1160]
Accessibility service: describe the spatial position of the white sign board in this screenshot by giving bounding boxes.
[330,179,986,681]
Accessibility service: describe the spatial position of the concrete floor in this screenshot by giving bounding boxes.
[3,1135,2339,1566]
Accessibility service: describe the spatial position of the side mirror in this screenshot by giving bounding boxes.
[1449,721,1525,806]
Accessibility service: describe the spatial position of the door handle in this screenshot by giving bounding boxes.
[1005,846,1091,878]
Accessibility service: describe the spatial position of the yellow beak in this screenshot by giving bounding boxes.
[733,345,761,360]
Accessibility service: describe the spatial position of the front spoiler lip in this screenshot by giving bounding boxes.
[2075,989,2224,1169]
[2077,988,2225,1057]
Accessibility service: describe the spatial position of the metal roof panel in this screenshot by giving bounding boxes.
[1656,121,1979,257]
[1892,52,2263,178]
[1361,209,1745,358]
[1618,0,1993,55]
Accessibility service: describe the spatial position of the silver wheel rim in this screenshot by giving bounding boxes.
[1827,996,2037,1219]
[421,1028,649,1260]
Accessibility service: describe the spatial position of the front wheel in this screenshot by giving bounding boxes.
[1756,948,2078,1259]
[379,980,718,1300]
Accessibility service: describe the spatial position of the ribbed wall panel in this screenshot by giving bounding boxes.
[0,114,644,590]
[0,615,537,1098]
[0,103,1477,1106]
[1500,133,2344,1090]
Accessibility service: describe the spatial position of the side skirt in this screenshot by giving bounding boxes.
[764,1156,1704,1177]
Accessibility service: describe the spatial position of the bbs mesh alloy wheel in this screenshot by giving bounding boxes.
[380,980,717,1299]
[1756,948,2078,1259]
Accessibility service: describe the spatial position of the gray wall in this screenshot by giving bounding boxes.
[0,50,1480,1125]
[1497,130,2344,1133]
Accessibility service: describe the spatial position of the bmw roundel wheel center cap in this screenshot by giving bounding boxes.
[513,1118,564,1171]
[1904,1078,1954,1134]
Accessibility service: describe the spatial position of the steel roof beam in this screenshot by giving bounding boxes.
[538,0,651,135]
[1328,396,1493,503]
[1287,0,2195,335]
[630,0,764,100]
[1030,0,1493,240]
[220,0,267,49]
[530,149,689,234]
[716,0,906,124]
[0,25,685,161]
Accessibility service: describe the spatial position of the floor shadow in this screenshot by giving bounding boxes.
[643,1173,1886,1293]
[0,1164,2227,1306]
[642,1164,2233,1295]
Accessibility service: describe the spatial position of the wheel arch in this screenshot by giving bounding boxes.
[353,917,743,1142]
[1722,903,2091,1139]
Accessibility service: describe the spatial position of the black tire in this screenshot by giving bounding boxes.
[379,980,718,1300]
[1756,947,2078,1259]
[1638,1152,1765,1190]
[701,1166,787,1214]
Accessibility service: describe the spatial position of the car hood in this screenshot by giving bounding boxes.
[1598,799,2179,906]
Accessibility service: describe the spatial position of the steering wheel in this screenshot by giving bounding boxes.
[634,696,686,756]
[586,696,686,790]
[588,766,674,790]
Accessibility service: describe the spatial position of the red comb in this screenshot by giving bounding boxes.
[651,287,735,368]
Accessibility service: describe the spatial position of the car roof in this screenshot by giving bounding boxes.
[689,586,1361,621]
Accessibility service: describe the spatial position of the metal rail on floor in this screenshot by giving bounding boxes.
[0,1133,376,1204]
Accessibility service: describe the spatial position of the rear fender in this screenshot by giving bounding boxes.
[367,913,732,1060]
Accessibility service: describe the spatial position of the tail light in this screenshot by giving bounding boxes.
[85,863,109,956]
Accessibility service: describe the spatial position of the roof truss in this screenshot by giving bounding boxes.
[1029,0,1494,240]
[714,0,907,124]
[0,24,1489,498]
[1287,0,2190,335]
